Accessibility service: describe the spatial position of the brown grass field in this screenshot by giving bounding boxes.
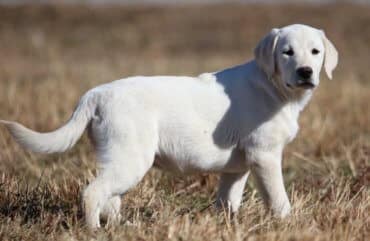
[0,3,369,241]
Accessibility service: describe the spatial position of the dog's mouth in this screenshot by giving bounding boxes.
[297,81,316,89]
[286,81,316,90]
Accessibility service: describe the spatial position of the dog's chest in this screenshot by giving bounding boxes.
[242,106,300,156]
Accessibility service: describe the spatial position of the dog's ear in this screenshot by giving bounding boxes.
[320,30,338,79]
[254,28,280,78]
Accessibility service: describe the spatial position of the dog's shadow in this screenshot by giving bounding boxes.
[0,176,83,229]
[212,64,281,150]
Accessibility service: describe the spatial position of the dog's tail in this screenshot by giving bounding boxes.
[0,92,97,154]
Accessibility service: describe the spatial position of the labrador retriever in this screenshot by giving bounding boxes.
[0,24,338,229]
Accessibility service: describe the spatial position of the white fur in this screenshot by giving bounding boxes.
[0,24,338,229]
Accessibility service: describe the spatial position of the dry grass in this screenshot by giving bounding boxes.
[0,3,369,241]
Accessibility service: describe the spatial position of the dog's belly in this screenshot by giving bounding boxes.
[154,138,248,174]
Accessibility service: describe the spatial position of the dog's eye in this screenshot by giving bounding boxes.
[283,49,294,56]
[312,48,320,55]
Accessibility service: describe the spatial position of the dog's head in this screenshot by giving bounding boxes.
[254,24,338,91]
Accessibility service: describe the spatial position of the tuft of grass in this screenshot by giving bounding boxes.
[0,3,369,241]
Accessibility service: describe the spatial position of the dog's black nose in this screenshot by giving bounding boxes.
[297,67,313,79]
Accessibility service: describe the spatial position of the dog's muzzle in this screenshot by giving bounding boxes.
[296,80,316,89]
[294,66,316,89]
[286,79,316,89]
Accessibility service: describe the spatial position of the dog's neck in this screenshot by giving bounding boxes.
[271,74,313,111]
[252,63,313,114]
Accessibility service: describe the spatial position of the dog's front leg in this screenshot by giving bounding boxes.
[250,151,291,218]
[216,171,250,213]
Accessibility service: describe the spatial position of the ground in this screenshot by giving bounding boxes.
[0,3,369,241]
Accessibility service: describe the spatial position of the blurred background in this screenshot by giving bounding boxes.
[0,1,368,240]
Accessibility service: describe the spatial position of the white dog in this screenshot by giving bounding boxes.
[1,24,338,229]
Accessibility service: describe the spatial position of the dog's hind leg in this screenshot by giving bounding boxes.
[84,110,158,229]
[83,144,155,230]
[83,177,110,230]
[100,195,122,226]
